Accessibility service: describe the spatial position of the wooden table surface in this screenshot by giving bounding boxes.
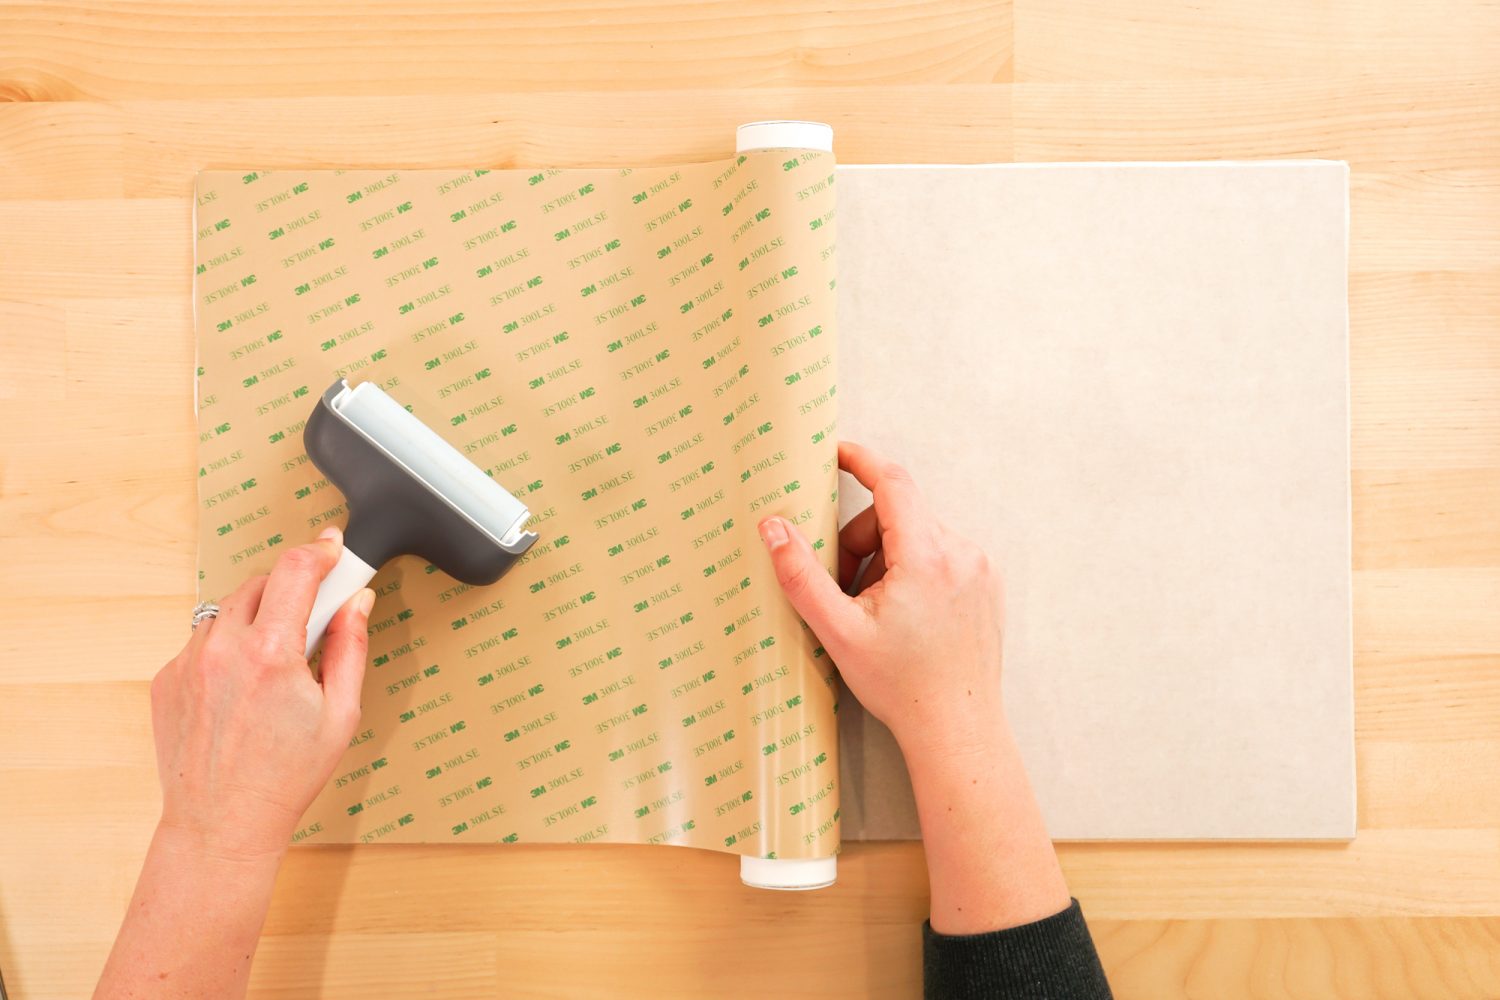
[2,2,1498,997]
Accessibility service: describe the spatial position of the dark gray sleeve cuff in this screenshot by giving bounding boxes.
[923,898,1113,1000]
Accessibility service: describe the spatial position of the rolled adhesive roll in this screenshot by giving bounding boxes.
[735,120,834,154]
[740,854,837,891]
[734,118,838,892]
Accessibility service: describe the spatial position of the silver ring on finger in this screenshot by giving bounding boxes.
[191,601,221,630]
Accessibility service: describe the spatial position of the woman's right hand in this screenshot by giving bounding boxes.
[755,440,1006,760]
[757,440,1070,935]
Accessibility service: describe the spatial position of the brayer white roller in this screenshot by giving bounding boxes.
[301,378,538,659]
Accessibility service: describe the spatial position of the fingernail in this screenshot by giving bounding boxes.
[318,524,343,545]
[356,588,375,616]
[758,517,789,550]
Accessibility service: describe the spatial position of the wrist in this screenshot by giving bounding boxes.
[154,813,292,872]
[98,817,286,997]
[898,715,1071,935]
[892,698,1011,774]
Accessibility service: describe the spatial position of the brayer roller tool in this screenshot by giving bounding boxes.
[301,378,538,659]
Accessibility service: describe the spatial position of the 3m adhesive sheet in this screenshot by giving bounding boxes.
[193,147,841,859]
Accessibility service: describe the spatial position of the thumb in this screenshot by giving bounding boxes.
[319,587,373,724]
[758,516,863,651]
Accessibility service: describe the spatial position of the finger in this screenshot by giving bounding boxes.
[838,505,878,590]
[837,441,930,561]
[838,544,862,592]
[758,515,867,651]
[854,547,888,594]
[319,588,373,726]
[182,610,218,660]
[219,574,269,626]
[254,525,345,651]
[839,504,881,572]
[181,574,264,659]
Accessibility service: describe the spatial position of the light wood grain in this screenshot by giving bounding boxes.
[1092,916,1500,1000]
[0,0,1014,99]
[1011,0,1500,81]
[2,0,1498,997]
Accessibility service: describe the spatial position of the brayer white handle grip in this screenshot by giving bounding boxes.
[305,545,379,660]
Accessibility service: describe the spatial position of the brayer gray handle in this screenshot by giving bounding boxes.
[305,545,379,660]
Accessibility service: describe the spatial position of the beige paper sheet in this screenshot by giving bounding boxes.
[193,147,843,858]
[833,163,1354,841]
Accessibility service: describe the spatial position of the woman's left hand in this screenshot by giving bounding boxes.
[97,526,375,1000]
[152,525,374,860]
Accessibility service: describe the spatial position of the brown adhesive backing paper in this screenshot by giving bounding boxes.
[193,143,842,862]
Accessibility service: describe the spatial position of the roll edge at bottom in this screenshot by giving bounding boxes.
[739,855,837,891]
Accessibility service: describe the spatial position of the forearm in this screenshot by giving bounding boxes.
[95,822,285,999]
[901,720,1069,935]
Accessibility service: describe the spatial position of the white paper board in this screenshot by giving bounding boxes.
[834,163,1354,841]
